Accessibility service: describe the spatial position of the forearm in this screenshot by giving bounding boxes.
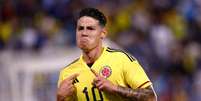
[114,86,156,101]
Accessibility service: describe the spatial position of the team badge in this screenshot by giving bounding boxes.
[100,65,112,78]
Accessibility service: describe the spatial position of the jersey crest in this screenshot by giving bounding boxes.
[100,65,112,78]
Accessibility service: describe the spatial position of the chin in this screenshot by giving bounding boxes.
[79,45,90,51]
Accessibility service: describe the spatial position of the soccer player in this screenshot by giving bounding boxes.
[57,8,157,101]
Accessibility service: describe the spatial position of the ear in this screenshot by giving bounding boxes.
[101,27,107,39]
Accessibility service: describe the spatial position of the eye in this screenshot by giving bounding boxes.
[87,27,95,30]
[78,26,84,30]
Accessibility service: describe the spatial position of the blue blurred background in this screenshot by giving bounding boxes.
[0,0,201,101]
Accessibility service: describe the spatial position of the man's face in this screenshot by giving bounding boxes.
[76,16,106,51]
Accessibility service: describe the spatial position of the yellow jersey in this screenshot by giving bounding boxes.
[58,47,152,101]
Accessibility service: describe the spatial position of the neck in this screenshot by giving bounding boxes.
[82,46,103,64]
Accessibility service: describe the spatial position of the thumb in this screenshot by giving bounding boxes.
[67,73,79,80]
[60,73,79,87]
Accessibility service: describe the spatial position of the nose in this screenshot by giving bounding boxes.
[81,29,88,36]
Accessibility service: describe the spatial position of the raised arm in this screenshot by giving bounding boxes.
[114,85,157,101]
[91,69,157,101]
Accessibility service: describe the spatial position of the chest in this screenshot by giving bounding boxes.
[73,59,124,84]
[64,60,126,101]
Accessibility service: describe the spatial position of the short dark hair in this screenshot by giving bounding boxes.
[78,8,107,27]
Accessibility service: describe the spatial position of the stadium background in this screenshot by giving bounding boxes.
[0,0,201,101]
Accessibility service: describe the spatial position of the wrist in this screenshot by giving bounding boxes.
[57,94,65,101]
[112,84,118,93]
[57,90,66,100]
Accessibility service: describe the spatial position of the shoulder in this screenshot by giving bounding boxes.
[62,58,80,71]
[105,47,136,62]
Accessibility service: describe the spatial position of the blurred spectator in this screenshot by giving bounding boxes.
[0,0,201,101]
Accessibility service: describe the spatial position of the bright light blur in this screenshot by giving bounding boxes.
[0,0,201,101]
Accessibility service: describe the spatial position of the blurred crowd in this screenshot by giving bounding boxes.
[0,0,201,101]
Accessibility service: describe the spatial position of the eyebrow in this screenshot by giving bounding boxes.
[77,25,96,27]
[77,25,96,29]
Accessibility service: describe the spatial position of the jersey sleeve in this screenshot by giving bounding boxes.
[123,57,152,89]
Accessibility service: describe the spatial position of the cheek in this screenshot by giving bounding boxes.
[76,33,81,43]
[91,34,101,44]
